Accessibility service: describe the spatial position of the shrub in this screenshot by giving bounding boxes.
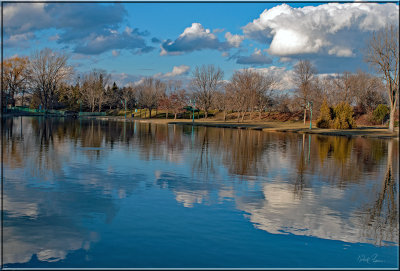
[372,104,389,125]
[317,100,356,129]
[332,102,356,129]
[316,100,334,128]
[316,119,330,128]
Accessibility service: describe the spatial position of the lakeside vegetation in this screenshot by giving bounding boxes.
[3,25,398,132]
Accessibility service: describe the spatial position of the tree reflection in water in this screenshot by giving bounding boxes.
[294,134,308,199]
[362,139,398,246]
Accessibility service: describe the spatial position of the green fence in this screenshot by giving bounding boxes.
[7,107,106,116]
[8,107,66,115]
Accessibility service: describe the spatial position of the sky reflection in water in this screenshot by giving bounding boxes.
[2,117,399,268]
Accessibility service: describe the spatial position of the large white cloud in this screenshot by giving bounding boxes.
[243,3,399,57]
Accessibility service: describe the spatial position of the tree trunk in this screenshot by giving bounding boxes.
[304,108,307,125]
[10,90,15,107]
[149,108,152,118]
[249,111,253,120]
[237,111,240,123]
[11,93,16,107]
[205,110,208,119]
[174,113,177,120]
[241,111,246,122]
[388,106,396,132]
[21,91,25,107]
[259,110,262,120]
[223,110,226,122]
[166,110,168,119]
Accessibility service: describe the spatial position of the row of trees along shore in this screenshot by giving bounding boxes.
[2,25,399,131]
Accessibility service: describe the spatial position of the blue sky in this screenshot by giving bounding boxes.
[3,1,399,89]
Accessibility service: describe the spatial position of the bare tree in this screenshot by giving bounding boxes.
[333,71,353,104]
[293,60,317,125]
[228,70,251,122]
[158,92,172,119]
[227,69,275,121]
[166,79,183,93]
[257,73,276,120]
[137,77,166,118]
[170,89,188,119]
[28,48,72,110]
[214,87,229,121]
[161,79,184,119]
[191,64,224,118]
[365,24,399,132]
[349,71,386,113]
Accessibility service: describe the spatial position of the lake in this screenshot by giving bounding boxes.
[2,116,398,268]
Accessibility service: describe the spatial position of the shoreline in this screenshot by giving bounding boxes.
[89,116,400,139]
[5,114,398,139]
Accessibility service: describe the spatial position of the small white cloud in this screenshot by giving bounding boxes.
[161,23,242,55]
[133,77,146,86]
[328,47,354,57]
[112,50,120,57]
[161,23,223,55]
[155,65,191,78]
[224,32,244,48]
[165,65,190,77]
[111,73,142,87]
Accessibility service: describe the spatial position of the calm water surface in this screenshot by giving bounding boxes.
[2,117,399,268]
